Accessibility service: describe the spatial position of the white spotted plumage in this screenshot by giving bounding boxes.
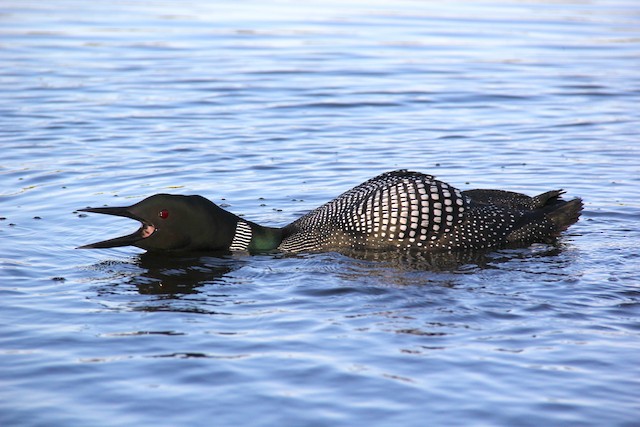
[277,170,581,253]
[279,170,469,252]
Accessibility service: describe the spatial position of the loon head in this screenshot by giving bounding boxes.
[78,194,237,252]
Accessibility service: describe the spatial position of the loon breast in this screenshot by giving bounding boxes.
[279,170,468,252]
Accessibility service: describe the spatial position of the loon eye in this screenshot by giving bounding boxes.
[158,209,169,219]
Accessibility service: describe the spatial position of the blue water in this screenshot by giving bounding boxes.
[2,1,640,426]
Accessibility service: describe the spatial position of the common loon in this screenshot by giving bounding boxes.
[78,170,582,254]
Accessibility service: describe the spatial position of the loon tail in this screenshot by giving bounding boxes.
[532,189,565,208]
[548,198,583,234]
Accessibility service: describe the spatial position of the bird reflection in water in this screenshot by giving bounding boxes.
[131,252,243,295]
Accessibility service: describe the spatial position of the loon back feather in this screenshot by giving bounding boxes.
[280,170,582,253]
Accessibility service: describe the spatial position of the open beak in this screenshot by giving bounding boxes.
[77,206,156,249]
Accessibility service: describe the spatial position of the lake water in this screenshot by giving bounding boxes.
[1,0,639,425]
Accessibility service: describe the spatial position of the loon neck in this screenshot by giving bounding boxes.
[197,199,283,253]
[230,218,282,252]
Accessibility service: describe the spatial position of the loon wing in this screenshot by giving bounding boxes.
[280,170,467,251]
[462,189,567,210]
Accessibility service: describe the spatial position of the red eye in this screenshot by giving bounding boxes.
[159,209,169,219]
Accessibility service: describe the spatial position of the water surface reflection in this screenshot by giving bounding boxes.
[91,243,575,302]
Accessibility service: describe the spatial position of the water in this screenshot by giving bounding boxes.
[1,0,640,425]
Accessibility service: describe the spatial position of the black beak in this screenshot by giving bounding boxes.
[77,206,150,249]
